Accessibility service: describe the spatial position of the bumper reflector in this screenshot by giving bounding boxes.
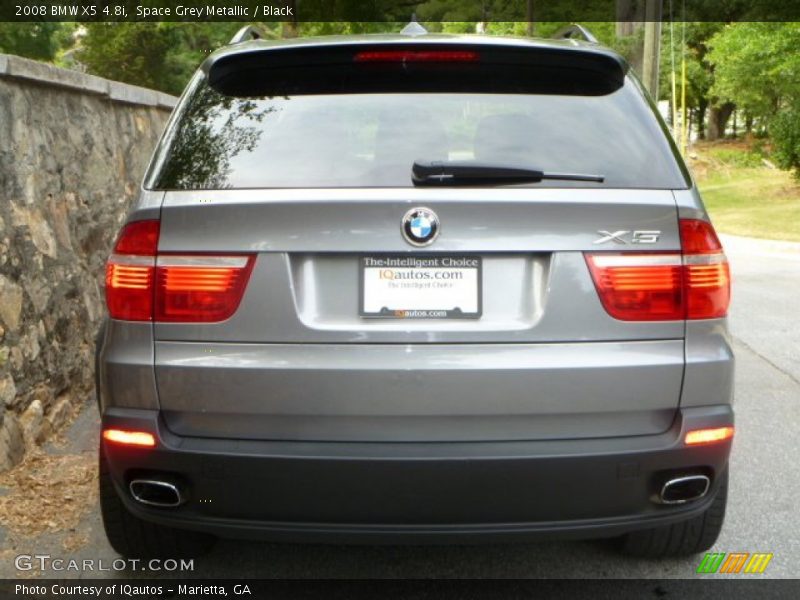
[103,429,156,448]
[685,426,734,446]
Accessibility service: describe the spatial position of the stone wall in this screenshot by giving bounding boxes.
[0,55,177,470]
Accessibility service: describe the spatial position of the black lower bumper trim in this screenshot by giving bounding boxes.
[101,405,733,543]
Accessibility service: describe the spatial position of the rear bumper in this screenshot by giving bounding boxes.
[102,405,733,544]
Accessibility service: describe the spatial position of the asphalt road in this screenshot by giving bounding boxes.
[1,234,798,581]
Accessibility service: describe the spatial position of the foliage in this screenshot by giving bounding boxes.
[79,23,177,92]
[658,23,722,106]
[166,23,250,87]
[770,102,800,179]
[707,23,800,121]
[707,23,800,174]
[416,0,524,23]
[0,23,63,60]
[78,23,243,95]
[416,0,615,23]
[51,23,80,67]
[294,22,401,36]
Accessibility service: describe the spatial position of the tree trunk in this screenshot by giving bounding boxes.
[616,1,645,77]
[616,0,645,32]
[697,98,708,140]
[642,16,662,98]
[281,1,298,38]
[526,0,535,36]
[707,102,735,141]
[281,21,298,38]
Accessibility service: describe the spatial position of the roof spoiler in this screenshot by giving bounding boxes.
[206,41,628,97]
[229,25,268,45]
[552,24,599,44]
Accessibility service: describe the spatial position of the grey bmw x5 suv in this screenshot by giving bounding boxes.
[96,30,734,559]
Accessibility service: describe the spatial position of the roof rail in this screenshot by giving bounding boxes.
[552,24,599,44]
[229,25,267,45]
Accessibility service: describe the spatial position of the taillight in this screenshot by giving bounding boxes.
[105,220,254,322]
[680,219,730,319]
[585,218,730,321]
[353,49,479,63]
[155,256,255,322]
[111,219,160,256]
[105,220,159,321]
[585,253,684,321]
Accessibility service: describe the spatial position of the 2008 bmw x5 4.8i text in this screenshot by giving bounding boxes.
[96,28,734,559]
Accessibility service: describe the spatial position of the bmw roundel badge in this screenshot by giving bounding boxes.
[402,207,440,247]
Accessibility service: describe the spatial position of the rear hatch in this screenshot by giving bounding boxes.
[146,39,690,442]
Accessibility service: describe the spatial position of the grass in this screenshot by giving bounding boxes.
[690,142,800,242]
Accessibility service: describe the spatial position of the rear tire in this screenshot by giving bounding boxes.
[99,446,216,559]
[619,470,728,558]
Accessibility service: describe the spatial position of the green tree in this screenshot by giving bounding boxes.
[708,23,800,123]
[163,23,248,88]
[79,23,177,91]
[708,22,800,175]
[770,103,800,178]
[0,23,62,60]
[78,23,245,95]
[658,23,723,138]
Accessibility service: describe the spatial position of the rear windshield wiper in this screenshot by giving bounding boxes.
[412,160,605,187]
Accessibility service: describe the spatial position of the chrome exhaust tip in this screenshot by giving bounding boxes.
[129,479,183,508]
[659,475,710,505]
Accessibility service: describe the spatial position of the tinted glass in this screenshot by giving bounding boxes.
[149,80,688,190]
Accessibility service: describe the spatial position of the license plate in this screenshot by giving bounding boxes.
[360,256,482,319]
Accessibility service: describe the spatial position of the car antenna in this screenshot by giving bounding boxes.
[401,14,428,37]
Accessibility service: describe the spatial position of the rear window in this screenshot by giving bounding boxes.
[147,73,688,191]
